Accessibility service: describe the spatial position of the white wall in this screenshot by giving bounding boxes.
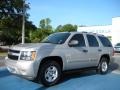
[78,25,112,36]
[111,17,120,45]
[78,17,120,46]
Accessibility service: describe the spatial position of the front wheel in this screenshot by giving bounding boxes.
[97,57,109,74]
[38,61,62,87]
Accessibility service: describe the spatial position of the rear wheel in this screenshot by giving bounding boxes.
[38,61,62,87]
[97,57,109,74]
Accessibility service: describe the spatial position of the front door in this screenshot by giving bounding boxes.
[66,34,89,70]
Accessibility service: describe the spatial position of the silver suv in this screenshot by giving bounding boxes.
[5,32,114,86]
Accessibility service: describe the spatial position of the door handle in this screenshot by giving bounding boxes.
[98,49,102,52]
[83,49,88,53]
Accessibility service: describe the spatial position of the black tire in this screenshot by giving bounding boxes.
[97,57,109,74]
[38,61,62,87]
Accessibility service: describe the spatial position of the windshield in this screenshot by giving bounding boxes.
[42,32,70,44]
[116,43,120,46]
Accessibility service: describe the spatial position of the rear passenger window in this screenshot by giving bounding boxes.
[87,35,99,47]
[70,34,86,47]
[98,36,112,47]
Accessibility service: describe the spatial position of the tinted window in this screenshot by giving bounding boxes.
[98,36,112,47]
[87,35,99,47]
[70,34,85,47]
[42,33,70,44]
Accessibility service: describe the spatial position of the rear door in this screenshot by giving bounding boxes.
[98,36,113,58]
[86,34,101,66]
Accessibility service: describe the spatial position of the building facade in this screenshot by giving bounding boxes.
[78,17,120,46]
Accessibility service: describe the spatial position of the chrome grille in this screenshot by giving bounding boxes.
[8,49,20,60]
[8,54,19,60]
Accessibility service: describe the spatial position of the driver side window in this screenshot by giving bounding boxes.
[70,34,86,47]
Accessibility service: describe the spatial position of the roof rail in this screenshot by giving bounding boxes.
[82,31,88,33]
[81,31,105,36]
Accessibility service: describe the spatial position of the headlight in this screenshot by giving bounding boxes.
[20,51,36,61]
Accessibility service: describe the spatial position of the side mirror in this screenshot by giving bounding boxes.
[68,40,79,47]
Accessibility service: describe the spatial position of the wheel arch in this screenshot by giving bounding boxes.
[36,56,63,78]
[99,54,110,64]
[36,56,63,86]
[39,56,63,69]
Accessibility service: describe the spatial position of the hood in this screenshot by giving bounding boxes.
[10,43,57,51]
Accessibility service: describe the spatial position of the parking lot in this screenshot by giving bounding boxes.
[0,54,120,90]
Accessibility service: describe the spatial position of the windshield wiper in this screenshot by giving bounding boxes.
[41,41,58,44]
[41,41,51,43]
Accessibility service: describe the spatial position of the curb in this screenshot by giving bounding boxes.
[112,70,120,74]
[0,66,6,71]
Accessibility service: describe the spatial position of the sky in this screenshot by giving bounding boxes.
[27,0,120,28]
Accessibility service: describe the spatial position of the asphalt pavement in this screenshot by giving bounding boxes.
[0,54,120,90]
[0,68,120,90]
[110,54,120,74]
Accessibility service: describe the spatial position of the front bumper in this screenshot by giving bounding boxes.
[5,57,36,80]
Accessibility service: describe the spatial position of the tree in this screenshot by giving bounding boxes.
[55,25,62,32]
[55,24,77,32]
[31,18,53,43]
[39,18,52,30]
[0,0,27,19]
[0,0,36,45]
